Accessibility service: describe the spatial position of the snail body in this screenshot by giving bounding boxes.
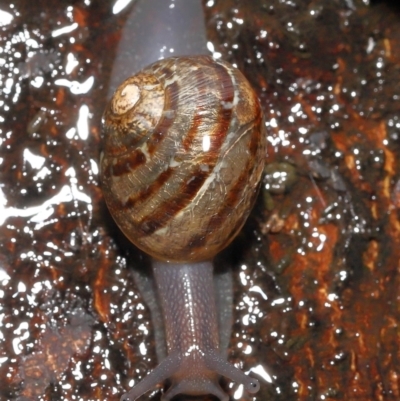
[100,56,265,400]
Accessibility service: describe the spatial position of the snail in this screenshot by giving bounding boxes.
[100,56,266,401]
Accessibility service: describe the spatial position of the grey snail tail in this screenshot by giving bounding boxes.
[100,56,265,401]
[101,55,265,263]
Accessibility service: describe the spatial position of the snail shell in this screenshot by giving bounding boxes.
[100,55,265,262]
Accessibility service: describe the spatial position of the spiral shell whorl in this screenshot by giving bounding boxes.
[103,73,165,156]
[101,56,265,262]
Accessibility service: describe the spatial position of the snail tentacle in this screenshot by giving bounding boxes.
[204,351,261,394]
[120,351,181,401]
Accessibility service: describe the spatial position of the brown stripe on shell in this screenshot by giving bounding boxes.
[111,149,147,177]
[182,111,203,152]
[147,81,179,155]
[124,167,174,209]
[248,89,264,158]
[203,61,234,163]
[246,115,263,161]
[181,66,208,151]
[139,167,209,235]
